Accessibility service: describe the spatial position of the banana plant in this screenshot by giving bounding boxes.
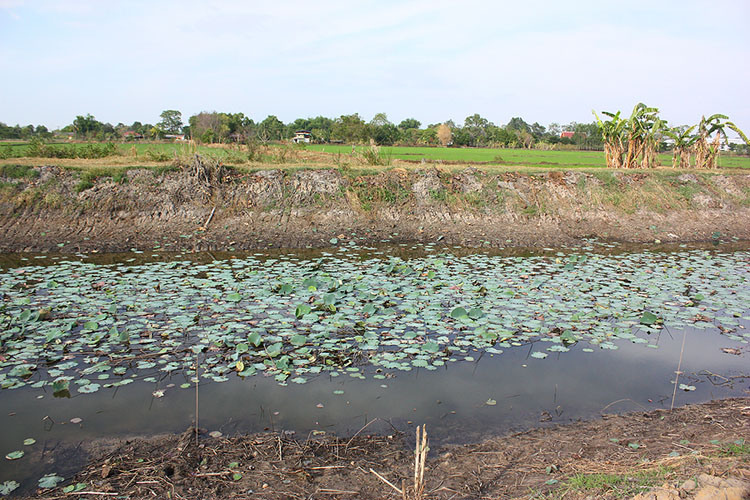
[663,125,697,168]
[624,103,662,168]
[694,114,749,169]
[593,110,627,168]
[642,115,668,168]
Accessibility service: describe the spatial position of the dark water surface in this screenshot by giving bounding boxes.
[0,242,748,493]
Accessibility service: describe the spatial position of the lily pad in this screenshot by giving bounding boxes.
[450,307,468,320]
[38,473,65,489]
[0,481,20,495]
[640,311,660,325]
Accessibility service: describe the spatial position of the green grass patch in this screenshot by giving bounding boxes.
[563,467,672,498]
[740,187,750,207]
[429,188,449,202]
[462,191,486,208]
[522,204,539,216]
[0,180,20,193]
[349,177,409,211]
[675,183,701,201]
[71,166,129,192]
[591,170,620,187]
[0,164,39,179]
[719,440,748,457]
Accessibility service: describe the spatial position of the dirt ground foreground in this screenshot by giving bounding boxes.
[17,398,750,500]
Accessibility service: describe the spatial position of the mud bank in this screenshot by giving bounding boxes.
[1,165,749,252]
[16,398,750,500]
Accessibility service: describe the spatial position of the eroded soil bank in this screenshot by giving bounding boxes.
[17,398,750,500]
[1,165,750,252]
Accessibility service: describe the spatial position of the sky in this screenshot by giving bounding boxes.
[1,0,749,132]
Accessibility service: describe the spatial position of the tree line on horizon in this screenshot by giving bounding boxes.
[1,109,748,155]
[0,111,604,150]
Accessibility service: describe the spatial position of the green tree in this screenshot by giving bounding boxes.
[258,115,285,142]
[188,112,221,143]
[332,114,367,143]
[506,117,531,133]
[73,114,102,139]
[398,118,421,130]
[35,125,52,139]
[370,112,391,127]
[372,123,400,145]
[463,114,490,146]
[530,122,546,140]
[158,110,183,134]
[368,113,400,145]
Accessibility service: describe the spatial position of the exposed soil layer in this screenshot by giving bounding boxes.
[1,165,750,252]
[17,398,750,500]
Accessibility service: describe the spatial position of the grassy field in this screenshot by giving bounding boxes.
[2,140,750,169]
[304,144,750,169]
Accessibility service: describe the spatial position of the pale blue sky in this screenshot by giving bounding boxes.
[1,0,748,132]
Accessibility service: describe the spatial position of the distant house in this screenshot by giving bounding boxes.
[560,131,575,139]
[123,131,144,140]
[164,134,186,142]
[292,130,312,143]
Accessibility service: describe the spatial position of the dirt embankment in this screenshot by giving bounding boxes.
[19,398,750,500]
[1,165,750,252]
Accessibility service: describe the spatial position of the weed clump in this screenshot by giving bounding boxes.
[359,144,390,166]
[74,167,129,192]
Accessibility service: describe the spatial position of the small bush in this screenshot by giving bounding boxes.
[24,141,120,159]
[144,148,172,162]
[244,139,262,162]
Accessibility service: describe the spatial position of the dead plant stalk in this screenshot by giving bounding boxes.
[370,425,428,500]
[670,329,688,411]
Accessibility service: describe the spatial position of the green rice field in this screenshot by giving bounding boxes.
[305,144,750,169]
[2,140,750,169]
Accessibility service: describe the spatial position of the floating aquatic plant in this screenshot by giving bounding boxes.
[0,248,747,397]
